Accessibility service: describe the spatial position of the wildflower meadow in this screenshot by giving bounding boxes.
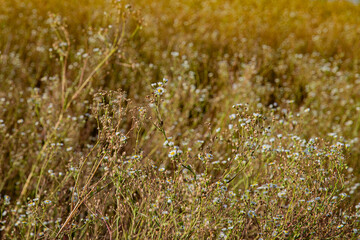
[1,0,360,239]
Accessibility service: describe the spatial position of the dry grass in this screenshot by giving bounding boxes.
[1,0,360,239]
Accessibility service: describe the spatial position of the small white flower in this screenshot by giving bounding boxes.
[154,87,165,96]
[131,155,141,160]
[3,195,10,205]
[205,153,213,160]
[247,210,256,218]
[168,150,177,158]
[168,147,182,158]
[337,224,344,229]
[171,51,179,57]
[120,136,128,142]
[262,144,271,151]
